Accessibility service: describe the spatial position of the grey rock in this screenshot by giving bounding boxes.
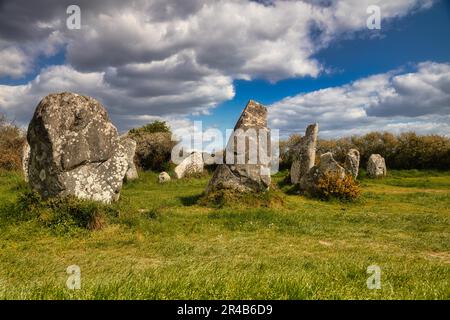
[299,152,346,194]
[290,123,318,184]
[22,141,30,182]
[206,100,271,193]
[174,151,203,179]
[27,92,128,203]
[158,171,171,183]
[344,148,360,179]
[367,154,387,178]
[120,137,138,181]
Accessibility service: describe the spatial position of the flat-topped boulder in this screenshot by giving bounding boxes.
[206,100,271,193]
[174,151,204,179]
[367,154,387,178]
[27,92,128,203]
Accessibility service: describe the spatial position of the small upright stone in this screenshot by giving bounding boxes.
[120,137,138,181]
[27,92,128,203]
[206,100,271,193]
[22,141,30,182]
[158,171,171,183]
[174,152,204,179]
[367,154,387,178]
[344,148,360,179]
[290,123,318,184]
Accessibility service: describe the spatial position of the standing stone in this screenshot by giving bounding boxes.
[22,141,30,182]
[27,92,128,203]
[120,137,138,181]
[290,123,318,184]
[206,100,271,193]
[344,148,360,179]
[158,171,171,183]
[174,151,204,179]
[299,152,346,195]
[367,154,387,178]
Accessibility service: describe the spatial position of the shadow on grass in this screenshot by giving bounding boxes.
[179,193,204,206]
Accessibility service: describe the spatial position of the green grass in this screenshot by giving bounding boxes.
[0,169,449,299]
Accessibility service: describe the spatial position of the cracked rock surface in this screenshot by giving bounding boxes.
[27,92,128,203]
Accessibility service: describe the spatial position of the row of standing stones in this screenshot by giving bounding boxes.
[288,123,387,194]
[22,92,387,204]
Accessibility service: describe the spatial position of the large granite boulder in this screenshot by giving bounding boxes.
[27,92,128,203]
[367,154,387,178]
[174,151,204,179]
[290,123,318,184]
[344,148,360,179]
[299,152,346,194]
[206,100,271,193]
[120,137,138,181]
[22,141,30,182]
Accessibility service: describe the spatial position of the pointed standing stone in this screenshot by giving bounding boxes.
[206,100,271,193]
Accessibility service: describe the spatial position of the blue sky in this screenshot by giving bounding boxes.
[195,0,450,133]
[0,0,449,138]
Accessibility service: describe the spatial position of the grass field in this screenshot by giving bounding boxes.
[0,169,449,299]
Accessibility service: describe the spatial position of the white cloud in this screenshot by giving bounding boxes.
[268,61,450,138]
[0,47,30,78]
[0,0,439,130]
[0,63,233,131]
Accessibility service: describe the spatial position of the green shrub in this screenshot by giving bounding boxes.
[199,188,284,209]
[315,172,361,201]
[0,114,26,171]
[128,120,170,135]
[281,131,450,171]
[14,191,118,231]
[128,121,177,171]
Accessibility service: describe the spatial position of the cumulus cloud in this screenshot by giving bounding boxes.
[268,61,450,138]
[0,63,233,131]
[0,0,438,130]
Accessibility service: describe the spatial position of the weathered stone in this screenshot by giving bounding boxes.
[120,137,138,181]
[290,123,318,184]
[22,141,30,182]
[299,152,345,194]
[27,92,128,203]
[367,154,387,178]
[206,100,271,193]
[158,171,171,183]
[174,151,204,179]
[344,148,360,179]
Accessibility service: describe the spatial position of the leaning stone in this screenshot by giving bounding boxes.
[344,148,360,179]
[22,141,30,182]
[299,152,346,194]
[206,100,271,194]
[158,172,171,183]
[367,154,387,178]
[27,92,128,203]
[120,137,138,181]
[174,151,204,179]
[290,123,318,184]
